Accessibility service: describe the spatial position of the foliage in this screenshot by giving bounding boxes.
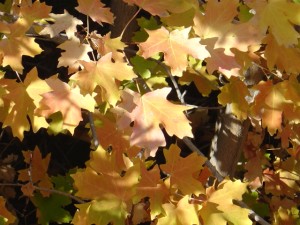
[0,0,300,224]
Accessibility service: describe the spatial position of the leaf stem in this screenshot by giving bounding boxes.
[120,7,142,40]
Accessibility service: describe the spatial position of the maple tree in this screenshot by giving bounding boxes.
[0,0,300,224]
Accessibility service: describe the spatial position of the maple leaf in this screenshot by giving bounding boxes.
[115,88,193,156]
[76,0,114,25]
[72,146,139,200]
[95,32,127,60]
[193,0,263,56]
[264,157,300,198]
[40,10,83,39]
[94,112,140,168]
[218,76,250,120]
[247,0,300,46]
[0,196,16,224]
[179,66,218,97]
[18,147,52,197]
[71,53,137,106]
[1,68,50,140]
[123,0,198,16]
[251,80,288,135]
[31,175,73,225]
[199,179,252,225]
[0,23,42,72]
[263,168,298,198]
[134,161,170,219]
[57,38,92,74]
[264,34,300,74]
[139,26,210,76]
[72,146,140,225]
[19,0,52,24]
[35,76,95,134]
[157,196,200,225]
[200,38,241,77]
[160,144,206,195]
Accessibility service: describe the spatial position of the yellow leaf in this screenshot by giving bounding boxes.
[179,66,218,97]
[76,0,114,25]
[250,0,300,46]
[160,144,206,195]
[218,76,250,120]
[71,53,137,106]
[157,196,200,225]
[199,179,251,225]
[2,68,50,140]
[139,26,210,76]
[264,34,300,74]
[123,0,198,16]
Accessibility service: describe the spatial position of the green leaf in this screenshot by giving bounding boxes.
[47,111,63,135]
[130,55,158,79]
[0,217,7,225]
[243,191,270,218]
[132,16,160,42]
[238,4,254,22]
[73,198,129,225]
[161,8,195,27]
[31,174,74,225]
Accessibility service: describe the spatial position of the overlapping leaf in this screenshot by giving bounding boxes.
[160,144,206,195]
[71,53,137,106]
[115,88,193,156]
[139,26,210,76]
[36,76,95,134]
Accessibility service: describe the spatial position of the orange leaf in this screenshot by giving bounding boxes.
[0,196,16,224]
[251,80,287,135]
[18,147,52,197]
[115,88,193,156]
[201,38,241,78]
[76,0,114,25]
[139,26,210,76]
[160,144,206,195]
[264,34,300,74]
[135,161,169,219]
[36,76,95,134]
[94,112,140,166]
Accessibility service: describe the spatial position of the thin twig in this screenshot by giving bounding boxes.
[120,7,142,39]
[0,183,85,204]
[183,137,224,182]
[148,58,225,182]
[148,58,185,103]
[233,200,271,225]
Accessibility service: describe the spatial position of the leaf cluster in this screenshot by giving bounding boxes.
[0,0,300,224]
